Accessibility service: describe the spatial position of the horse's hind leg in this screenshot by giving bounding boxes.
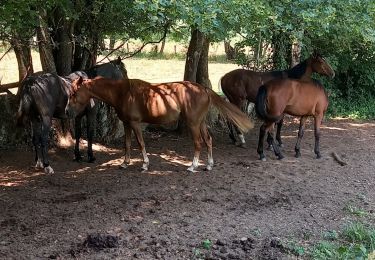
[258,121,283,160]
[31,118,43,169]
[187,125,202,172]
[120,122,132,169]
[200,122,213,171]
[41,116,54,174]
[130,122,149,172]
[86,107,97,163]
[275,116,284,147]
[295,116,307,158]
[226,121,237,144]
[314,114,323,159]
[267,116,284,150]
[74,116,83,161]
[257,122,269,161]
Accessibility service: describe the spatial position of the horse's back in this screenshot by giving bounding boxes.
[221,69,282,103]
[266,78,328,116]
[125,79,210,124]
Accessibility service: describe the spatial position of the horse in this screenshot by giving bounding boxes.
[68,77,254,172]
[16,58,127,174]
[220,52,335,147]
[255,78,329,161]
[73,57,128,162]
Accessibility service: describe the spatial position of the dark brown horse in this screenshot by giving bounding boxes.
[68,77,254,172]
[15,58,127,174]
[255,78,329,161]
[221,53,335,147]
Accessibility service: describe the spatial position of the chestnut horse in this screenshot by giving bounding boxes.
[221,53,334,147]
[69,77,254,172]
[255,78,329,161]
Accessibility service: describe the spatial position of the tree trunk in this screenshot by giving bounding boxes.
[272,30,292,70]
[52,7,74,76]
[183,28,204,82]
[109,37,115,49]
[10,38,34,81]
[36,9,57,73]
[0,95,29,148]
[224,41,236,60]
[291,40,301,67]
[196,37,212,89]
[197,37,217,126]
[159,38,166,54]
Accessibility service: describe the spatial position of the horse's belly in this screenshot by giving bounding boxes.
[285,105,314,116]
[147,96,180,120]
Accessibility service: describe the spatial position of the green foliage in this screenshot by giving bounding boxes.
[311,222,375,259]
[202,239,212,250]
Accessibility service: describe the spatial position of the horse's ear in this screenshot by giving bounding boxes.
[77,76,84,85]
[312,50,321,58]
[117,56,122,63]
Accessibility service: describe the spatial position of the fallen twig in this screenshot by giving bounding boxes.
[331,152,347,166]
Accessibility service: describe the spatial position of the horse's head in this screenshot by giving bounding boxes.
[112,56,128,79]
[310,52,335,79]
[67,76,92,117]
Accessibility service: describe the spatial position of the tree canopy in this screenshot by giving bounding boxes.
[1,0,375,117]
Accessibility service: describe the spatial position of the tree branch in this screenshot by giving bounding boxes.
[0,46,13,62]
[97,23,170,63]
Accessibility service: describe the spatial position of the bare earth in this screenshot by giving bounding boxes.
[1,118,375,259]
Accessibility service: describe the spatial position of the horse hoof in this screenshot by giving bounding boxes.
[277,154,284,160]
[267,145,274,151]
[35,160,43,169]
[74,156,83,162]
[187,167,198,173]
[316,154,322,159]
[205,165,213,171]
[44,166,54,174]
[88,156,96,163]
[259,156,266,161]
[236,142,247,149]
[295,153,301,158]
[119,163,128,169]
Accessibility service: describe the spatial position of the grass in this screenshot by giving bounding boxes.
[311,222,375,259]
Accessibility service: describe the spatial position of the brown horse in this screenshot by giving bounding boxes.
[255,78,329,161]
[68,77,254,172]
[221,53,335,147]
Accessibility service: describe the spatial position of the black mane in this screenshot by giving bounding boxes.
[286,59,308,79]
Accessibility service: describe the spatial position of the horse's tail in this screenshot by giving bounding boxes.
[255,85,282,122]
[207,88,254,133]
[16,89,32,127]
[218,76,223,94]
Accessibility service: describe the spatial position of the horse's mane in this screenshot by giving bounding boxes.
[311,78,328,97]
[286,59,308,79]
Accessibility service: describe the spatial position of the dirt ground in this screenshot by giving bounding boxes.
[0,118,374,259]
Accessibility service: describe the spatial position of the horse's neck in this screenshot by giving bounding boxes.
[88,80,124,107]
[286,60,312,79]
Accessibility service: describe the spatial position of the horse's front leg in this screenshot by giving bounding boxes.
[31,118,43,169]
[41,116,54,174]
[120,122,132,169]
[295,116,307,158]
[131,122,149,172]
[86,106,97,163]
[74,115,83,161]
[314,115,323,159]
